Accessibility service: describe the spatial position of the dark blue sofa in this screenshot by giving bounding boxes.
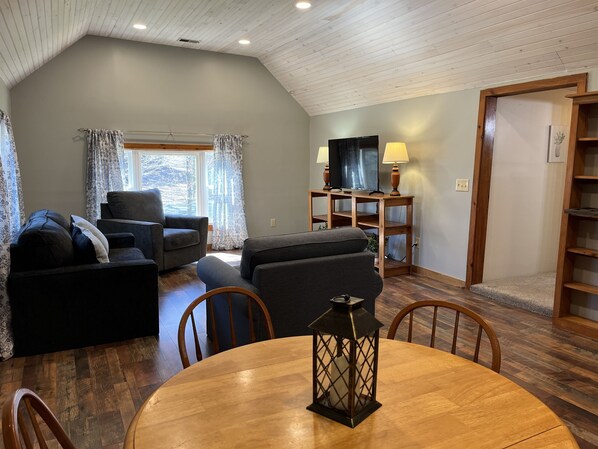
[8,210,159,356]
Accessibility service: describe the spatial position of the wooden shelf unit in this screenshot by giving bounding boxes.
[308,189,414,278]
[554,90,598,338]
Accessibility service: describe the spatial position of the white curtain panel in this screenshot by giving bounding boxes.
[211,134,248,250]
[85,129,124,222]
[0,110,25,360]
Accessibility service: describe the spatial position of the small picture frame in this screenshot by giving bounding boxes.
[548,125,567,163]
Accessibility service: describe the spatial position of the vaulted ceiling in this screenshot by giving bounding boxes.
[1,0,597,116]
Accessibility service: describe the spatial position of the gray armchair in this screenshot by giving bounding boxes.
[97,189,208,271]
[197,228,383,350]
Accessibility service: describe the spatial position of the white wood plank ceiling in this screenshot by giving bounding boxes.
[0,0,597,116]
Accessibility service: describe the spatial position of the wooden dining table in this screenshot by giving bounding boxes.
[124,336,578,448]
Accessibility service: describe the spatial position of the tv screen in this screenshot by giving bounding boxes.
[329,135,379,192]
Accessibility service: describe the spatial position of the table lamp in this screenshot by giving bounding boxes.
[383,142,409,196]
[317,146,331,190]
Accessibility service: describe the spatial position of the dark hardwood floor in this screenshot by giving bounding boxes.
[1,261,597,448]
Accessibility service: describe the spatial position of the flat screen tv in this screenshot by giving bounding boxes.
[329,135,379,192]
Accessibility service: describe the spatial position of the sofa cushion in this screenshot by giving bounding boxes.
[164,228,200,251]
[240,228,368,280]
[10,211,74,271]
[71,226,100,264]
[28,209,70,231]
[106,189,166,225]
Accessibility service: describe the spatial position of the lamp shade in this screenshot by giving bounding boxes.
[383,142,409,164]
[316,146,329,164]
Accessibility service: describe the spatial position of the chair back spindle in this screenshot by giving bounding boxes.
[227,293,238,348]
[430,306,438,347]
[451,310,460,354]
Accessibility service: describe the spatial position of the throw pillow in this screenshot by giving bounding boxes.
[71,225,110,263]
[71,226,100,264]
[71,215,109,254]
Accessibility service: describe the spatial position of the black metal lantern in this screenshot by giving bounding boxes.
[307,294,383,428]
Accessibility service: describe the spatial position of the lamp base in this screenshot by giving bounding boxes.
[390,165,401,196]
[323,166,331,191]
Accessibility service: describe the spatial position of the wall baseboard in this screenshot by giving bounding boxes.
[412,265,465,289]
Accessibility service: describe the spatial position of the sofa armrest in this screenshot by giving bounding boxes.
[196,256,256,293]
[97,218,163,262]
[196,256,260,351]
[165,215,208,232]
[105,232,135,248]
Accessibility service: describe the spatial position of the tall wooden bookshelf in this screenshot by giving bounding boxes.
[554,91,598,338]
[308,189,413,278]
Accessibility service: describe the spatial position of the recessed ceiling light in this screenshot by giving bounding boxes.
[133,24,147,30]
[295,1,311,9]
[238,39,251,45]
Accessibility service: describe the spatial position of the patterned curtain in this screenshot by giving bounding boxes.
[84,129,124,222]
[0,110,25,360]
[211,135,248,250]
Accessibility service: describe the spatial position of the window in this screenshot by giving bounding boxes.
[123,144,213,217]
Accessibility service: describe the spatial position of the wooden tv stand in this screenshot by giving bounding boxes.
[308,189,413,278]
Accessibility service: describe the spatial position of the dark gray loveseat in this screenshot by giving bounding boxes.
[8,210,159,356]
[196,228,383,350]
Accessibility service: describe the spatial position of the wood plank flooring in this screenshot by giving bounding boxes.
[0,262,597,448]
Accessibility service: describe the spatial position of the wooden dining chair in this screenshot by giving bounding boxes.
[2,388,77,449]
[178,286,275,368]
[387,300,502,373]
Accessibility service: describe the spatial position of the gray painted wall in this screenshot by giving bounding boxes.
[310,68,598,281]
[10,36,309,237]
[0,77,9,113]
[310,90,479,281]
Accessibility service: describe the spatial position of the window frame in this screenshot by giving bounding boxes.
[123,142,213,217]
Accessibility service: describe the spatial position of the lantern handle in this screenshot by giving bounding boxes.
[332,294,351,303]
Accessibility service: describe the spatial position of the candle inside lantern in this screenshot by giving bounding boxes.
[329,355,361,410]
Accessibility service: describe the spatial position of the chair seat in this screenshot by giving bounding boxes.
[164,228,200,251]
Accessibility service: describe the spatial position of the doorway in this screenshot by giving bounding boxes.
[466,74,587,291]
